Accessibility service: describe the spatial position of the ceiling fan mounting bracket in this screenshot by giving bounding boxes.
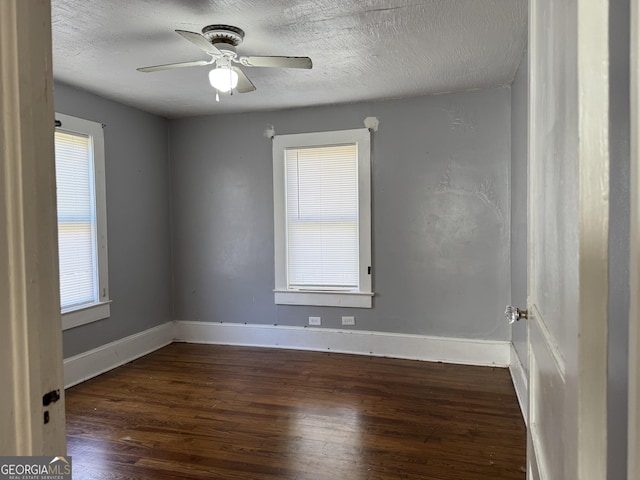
[202,25,245,47]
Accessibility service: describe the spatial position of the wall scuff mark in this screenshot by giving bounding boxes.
[430,161,505,234]
[443,105,477,132]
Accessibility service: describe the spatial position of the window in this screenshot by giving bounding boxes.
[55,113,110,330]
[273,128,373,308]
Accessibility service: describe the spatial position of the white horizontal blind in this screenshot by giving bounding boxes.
[285,143,359,289]
[55,130,98,311]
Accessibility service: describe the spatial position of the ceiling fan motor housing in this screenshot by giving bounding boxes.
[202,24,245,46]
[202,25,244,57]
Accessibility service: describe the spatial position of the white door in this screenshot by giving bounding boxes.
[0,0,66,455]
[527,0,609,479]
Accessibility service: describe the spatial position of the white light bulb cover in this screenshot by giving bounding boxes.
[209,67,239,93]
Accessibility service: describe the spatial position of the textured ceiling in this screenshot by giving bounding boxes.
[51,0,527,118]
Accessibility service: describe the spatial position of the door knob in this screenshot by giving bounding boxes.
[505,305,528,324]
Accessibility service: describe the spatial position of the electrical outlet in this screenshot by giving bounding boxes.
[309,316,321,326]
[341,316,355,326]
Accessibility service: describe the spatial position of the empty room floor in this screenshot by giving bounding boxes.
[65,343,526,479]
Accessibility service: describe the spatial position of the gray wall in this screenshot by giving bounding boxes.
[608,0,630,476]
[54,83,173,358]
[510,50,528,371]
[170,87,511,340]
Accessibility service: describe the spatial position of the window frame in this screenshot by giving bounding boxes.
[55,113,110,330]
[272,128,373,308]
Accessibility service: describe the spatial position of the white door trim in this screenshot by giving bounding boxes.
[576,0,610,477]
[629,0,640,476]
[0,0,66,455]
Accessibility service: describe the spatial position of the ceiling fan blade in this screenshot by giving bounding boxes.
[232,67,256,93]
[137,59,212,73]
[239,56,312,69]
[175,29,221,55]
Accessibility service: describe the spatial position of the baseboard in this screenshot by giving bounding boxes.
[174,321,510,367]
[63,322,175,389]
[509,343,528,424]
[64,321,511,389]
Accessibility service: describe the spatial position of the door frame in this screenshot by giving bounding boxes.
[575,0,610,475]
[0,0,66,454]
[629,0,640,476]
[527,0,609,478]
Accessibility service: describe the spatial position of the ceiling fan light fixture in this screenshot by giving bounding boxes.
[209,66,238,93]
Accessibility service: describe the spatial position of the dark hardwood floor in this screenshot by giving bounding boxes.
[66,343,526,479]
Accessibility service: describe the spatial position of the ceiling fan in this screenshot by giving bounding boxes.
[137,25,312,97]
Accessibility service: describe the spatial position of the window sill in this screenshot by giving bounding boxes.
[62,301,111,331]
[274,290,373,308]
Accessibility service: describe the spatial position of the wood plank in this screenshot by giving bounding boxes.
[66,343,526,479]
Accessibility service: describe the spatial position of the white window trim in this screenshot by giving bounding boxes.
[273,128,373,308]
[56,113,110,330]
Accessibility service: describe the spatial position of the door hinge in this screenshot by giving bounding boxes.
[42,389,60,407]
[43,389,60,425]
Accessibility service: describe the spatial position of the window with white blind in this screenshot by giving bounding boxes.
[55,113,110,330]
[273,128,373,308]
